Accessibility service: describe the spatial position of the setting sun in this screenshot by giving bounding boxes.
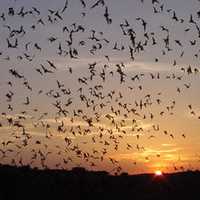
[154,170,163,176]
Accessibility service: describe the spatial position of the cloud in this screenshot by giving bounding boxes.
[110,146,182,162]
[144,147,182,154]
[162,143,177,147]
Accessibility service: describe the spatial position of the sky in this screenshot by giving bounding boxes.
[0,0,200,174]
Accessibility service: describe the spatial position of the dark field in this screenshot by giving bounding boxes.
[0,165,199,200]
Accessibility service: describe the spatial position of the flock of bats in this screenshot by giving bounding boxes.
[0,0,200,174]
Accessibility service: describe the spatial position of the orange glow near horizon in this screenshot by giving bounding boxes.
[154,170,163,176]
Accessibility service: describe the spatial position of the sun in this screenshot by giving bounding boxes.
[154,170,163,176]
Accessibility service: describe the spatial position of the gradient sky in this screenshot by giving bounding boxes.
[0,0,200,174]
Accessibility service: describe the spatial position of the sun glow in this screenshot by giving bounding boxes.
[154,170,163,176]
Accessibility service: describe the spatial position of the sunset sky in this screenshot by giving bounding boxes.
[0,0,200,174]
